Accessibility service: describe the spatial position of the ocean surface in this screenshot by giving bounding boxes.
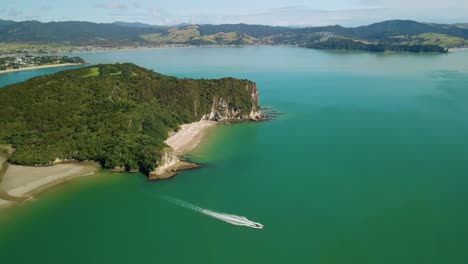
[1,46,468,264]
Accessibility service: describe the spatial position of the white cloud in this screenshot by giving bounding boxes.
[107,6,190,25]
[40,5,53,12]
[357,0,464,9]
[95,2,128,10]
[205,6,468,26]
[132,1,142,9]
[0,8,23,17]
[98,3,468,26]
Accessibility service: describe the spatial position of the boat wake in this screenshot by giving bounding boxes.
[163,196,263,229]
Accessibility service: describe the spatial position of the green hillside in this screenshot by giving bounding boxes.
[0,63,259,174]
[393,33,468,48]
[0,20,166,45]
[140,25,258,45]
[306,37,448,53]
[0,19,467,51]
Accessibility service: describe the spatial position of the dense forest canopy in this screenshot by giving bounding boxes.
[0,20,167,45]
[0,64,258,174]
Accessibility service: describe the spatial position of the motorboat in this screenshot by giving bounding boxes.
[249,222,264,229]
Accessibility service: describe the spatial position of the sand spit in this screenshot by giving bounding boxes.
[0,63,82,75]
[0,160,98,208]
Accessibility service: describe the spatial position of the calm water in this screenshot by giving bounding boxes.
[1,47,468,264]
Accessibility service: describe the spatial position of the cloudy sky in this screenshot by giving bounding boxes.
[1,0,467,26]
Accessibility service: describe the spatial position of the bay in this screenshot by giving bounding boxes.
[1,47,468,264]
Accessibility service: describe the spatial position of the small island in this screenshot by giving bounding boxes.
[0,55,85,74]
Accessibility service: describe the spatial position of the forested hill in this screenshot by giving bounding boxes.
[0,63,260,174]
[0,19,467,51]
[0,20,167,45]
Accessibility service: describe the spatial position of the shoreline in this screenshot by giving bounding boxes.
[0,120,217,206]
[165,120,217,155]
[149,120,217,180]
[0,160,99,209]
[0,63,83,75]
[17,44,271,56]
[449,47,468,52]
[64,45,190,55]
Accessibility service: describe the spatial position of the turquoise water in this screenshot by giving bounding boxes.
[1,47,468,263]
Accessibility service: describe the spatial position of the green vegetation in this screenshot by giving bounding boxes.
[0,20,166,45]
[0,63,258,174]
[456,24,468,29]
[305,38,448,53]
[140,25,258,45]
[203,32,257,45]
[391,33,468,48]
[409,33,468,48]
[1,19,466,52]
[141,26,200,43]
[82,67,100,77]
[0,145,12,157]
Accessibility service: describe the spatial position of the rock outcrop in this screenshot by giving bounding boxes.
[150,83,264,179]
[148,148,199,180]
[201,82,264,122]
[151,148,180,176]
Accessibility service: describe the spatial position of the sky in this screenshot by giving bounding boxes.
[1,0,467,26]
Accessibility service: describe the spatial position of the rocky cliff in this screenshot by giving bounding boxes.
[0,63,264,177]
[150,83,264,179]
[151,147,179,175]
[201,82,263,122]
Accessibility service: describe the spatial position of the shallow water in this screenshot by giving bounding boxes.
[1,47,468,264]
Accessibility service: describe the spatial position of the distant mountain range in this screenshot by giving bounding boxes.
[112,21,165,29]
[0,19,467,51]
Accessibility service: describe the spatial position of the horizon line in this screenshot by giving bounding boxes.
[1,18,467,28]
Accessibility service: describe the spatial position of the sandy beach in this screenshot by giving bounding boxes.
[0,63,83,75]
[0,155,12,208]
[0,120,216,206]
[0,199,11,207]
[165,120,217,154]
[0,159,99,208]
[148,120,217,180]
[449,48,468,52]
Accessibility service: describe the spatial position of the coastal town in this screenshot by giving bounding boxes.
[0,55,85,72]
[0,44,188,57]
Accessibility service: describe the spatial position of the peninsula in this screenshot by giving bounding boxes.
[0,63,263,183]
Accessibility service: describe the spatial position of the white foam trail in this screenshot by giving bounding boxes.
[163,196,263,229]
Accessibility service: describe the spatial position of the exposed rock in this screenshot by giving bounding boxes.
[150,83,265,179]
[151,148,179,175]
[201,82,265,122]
[149,148,184,179]
[149,159,199,180]
[53,158,77,165]
[111,166,126,172]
